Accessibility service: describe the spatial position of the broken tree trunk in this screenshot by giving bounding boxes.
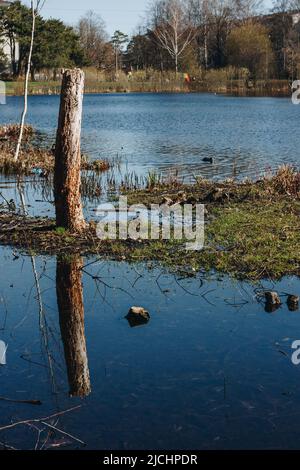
[54,68,86,232]
[56,255,91,398]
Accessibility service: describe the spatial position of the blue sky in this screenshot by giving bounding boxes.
[22,0,273,36]
[34,0,147,35]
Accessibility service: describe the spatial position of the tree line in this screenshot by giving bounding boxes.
[127,0,300,80]
[0,0,300,81]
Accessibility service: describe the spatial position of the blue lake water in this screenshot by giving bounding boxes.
[0,247,299,450]
[0,94,300,450]
[1,93,300,180]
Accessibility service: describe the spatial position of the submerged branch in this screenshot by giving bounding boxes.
[0,405,82,433]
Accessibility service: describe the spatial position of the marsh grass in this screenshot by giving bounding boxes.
[123,165,300,206]
[0,197,298,280]
[4,70,291,97]
[0,124,298,280]
[203,200,300,279]
[0,166,299,280]
[0,124,34,140]
[0,125,111,176]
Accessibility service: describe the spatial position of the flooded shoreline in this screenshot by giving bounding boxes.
[0,163,299,280]
[0,93,299,450]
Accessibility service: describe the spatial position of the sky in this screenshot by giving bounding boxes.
[29,0,148,36]
[21,0,274,37]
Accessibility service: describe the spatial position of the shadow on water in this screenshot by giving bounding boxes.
[0,246,299,450]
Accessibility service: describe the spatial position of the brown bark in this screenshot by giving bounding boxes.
[56,255,91,398]
[54,69,86,232]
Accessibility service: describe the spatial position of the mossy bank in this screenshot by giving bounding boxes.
[0,165,299,281]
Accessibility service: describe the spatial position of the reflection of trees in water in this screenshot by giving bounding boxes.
[0,254,88,450]
[17,183,91,398]
[56,256,91,398]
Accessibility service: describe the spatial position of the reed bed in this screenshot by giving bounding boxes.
[0,125,111,176]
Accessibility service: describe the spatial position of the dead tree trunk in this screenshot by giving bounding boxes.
[54,69,86,232]
[56,255,91,398]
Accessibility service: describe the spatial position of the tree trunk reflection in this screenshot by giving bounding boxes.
[56,256,91,397]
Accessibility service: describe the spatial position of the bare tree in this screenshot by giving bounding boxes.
[151,0,197,73]
[188,0,262,68]
[188,0,211,68]
[78,10,110,69]
[272,0,296,12]
[234,0,263,19]
[14,0,45,162]
[111,30,129,76]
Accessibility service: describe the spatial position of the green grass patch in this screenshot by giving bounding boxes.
[0,169,299,281]
[202,201,300,279]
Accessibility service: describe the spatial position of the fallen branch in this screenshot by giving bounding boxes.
[0,405,82,433]
[0,397,42,406]
[40,421,85,445]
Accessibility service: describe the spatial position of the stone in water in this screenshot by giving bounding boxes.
[126,307,150,328]
[287,295,299,311]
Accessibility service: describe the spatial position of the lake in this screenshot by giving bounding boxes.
[0,247,300,450]
[0,93,300,450]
